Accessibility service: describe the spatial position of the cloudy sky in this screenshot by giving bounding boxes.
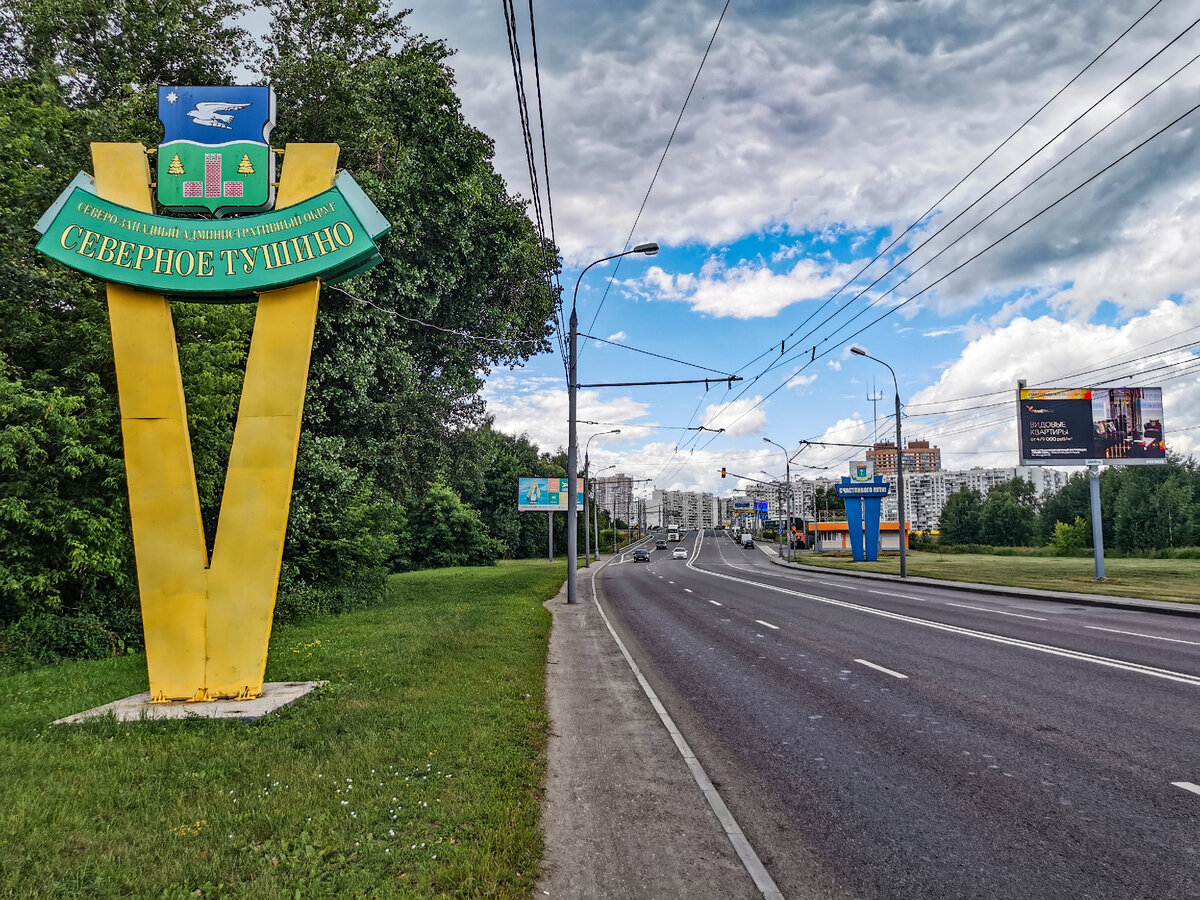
[399,0,1200,498]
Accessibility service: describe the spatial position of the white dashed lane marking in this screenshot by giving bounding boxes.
[1086,626,1200,646]
[868,589,929,602]
[942,601,1046,621]
[854,658,909,679]
[755,620,780,630]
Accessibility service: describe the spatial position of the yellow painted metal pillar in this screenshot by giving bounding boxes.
[93,144,210,700]
[206,145,340,697]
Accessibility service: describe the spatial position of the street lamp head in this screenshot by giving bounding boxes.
[632,242,659,256]
[850,346,867,357]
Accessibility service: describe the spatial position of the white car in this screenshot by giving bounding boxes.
[672,547,688,559]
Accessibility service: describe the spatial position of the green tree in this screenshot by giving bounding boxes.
[978,477,1038,547]
[1037,472,1093,545]
[440,425,569,560]
[1049,517,1088,555]
[250,0,558,603]
[14,0,246,107]
[1,0,560,665]
[938,487,982,545]
[0,0,249,663]
[1110,458,1199,551]
[814,484,845,520]
[405,482,502,570]
[0,358,133,622]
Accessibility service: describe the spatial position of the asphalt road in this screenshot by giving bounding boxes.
[598,530,1200,899]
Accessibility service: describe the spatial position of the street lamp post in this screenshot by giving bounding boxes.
[583,430,620,566]
[763,437,792,562]
[592,464,615,560]
[850,346,907,578]
[567,242,659,604]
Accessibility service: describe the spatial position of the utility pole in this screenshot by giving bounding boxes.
[867,381,884,444]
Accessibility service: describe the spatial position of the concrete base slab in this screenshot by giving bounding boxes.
[52,681,327,725]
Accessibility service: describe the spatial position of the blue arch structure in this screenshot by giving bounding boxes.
[836,476,891,562]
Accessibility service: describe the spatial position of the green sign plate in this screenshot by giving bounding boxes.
[35,176,389,302]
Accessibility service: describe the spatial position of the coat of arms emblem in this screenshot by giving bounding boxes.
[157,85,276,216]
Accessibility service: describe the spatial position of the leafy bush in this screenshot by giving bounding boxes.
[908,531,939,551]
[403,482,502,571]
[1049,517,1088,556]
[0,611,138,674]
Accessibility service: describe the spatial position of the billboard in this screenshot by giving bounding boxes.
[1018,387,1166,465]
[517,477,585,512]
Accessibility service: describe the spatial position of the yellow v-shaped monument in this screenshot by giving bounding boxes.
[35,88,390,701]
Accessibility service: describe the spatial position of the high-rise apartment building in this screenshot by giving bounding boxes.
[867,439,942,475]
[593,473,634,523]
[652,489,716,530]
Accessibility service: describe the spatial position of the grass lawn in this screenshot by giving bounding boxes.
[0,560,566,898]
[782,548,1200,605]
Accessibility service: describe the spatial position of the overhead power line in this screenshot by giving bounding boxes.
[695,0,1177,444]
[332,286,550,348]
[580,332,736,376]
[727,0,1170,385]
[502,0,567,375]
[761,28,1200,383]
[582,0,733,341]
[699,85,1200,444]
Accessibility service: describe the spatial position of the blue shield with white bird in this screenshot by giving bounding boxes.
[158,86,276,216]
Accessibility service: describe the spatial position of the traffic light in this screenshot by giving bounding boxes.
[721,467,726,478]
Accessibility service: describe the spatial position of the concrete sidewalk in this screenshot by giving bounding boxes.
[537,558,762,899]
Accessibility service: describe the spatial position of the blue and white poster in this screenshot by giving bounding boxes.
[517,477,585,512]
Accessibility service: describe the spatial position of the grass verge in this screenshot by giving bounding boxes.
[0,559,566,898]
[782,549,1200,604]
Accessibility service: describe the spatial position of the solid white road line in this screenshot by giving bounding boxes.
[1172,781,1200,797]
[590,551,784,899]
[755,620,780,630]
[686,545,1200,689]
[942,601,1046,621]
[1085,626,1200,646]
[854,658,909,679]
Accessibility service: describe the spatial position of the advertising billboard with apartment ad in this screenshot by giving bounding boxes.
[1018,387,1166,466]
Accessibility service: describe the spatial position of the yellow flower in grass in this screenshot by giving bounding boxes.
[170,820,207,838]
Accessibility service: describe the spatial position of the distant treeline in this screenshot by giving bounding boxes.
[935,456,1200,553]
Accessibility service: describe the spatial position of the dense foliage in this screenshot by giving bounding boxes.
[0,0,560,668]
[936,457,1200,553]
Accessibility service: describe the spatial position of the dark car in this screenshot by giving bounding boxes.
[655,539,667,549]
[632,549,651,562]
